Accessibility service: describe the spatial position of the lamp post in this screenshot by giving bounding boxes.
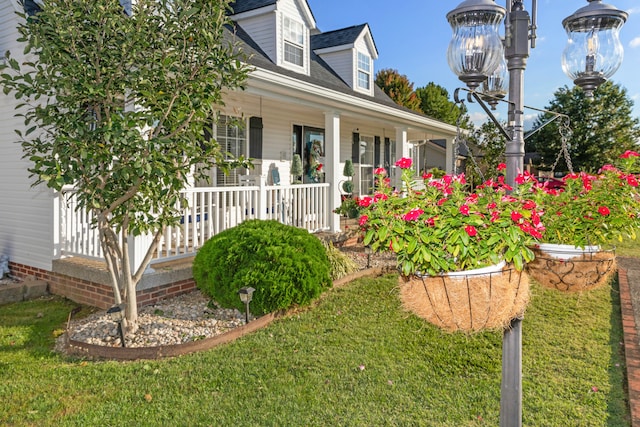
[446,1,627,426]
[238,286,255,324]
[107,304,126,347]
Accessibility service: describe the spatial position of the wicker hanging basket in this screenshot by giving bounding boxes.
[398,263,530,333]
[526,244,616,292]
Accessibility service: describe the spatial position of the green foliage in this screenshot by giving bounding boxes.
[321,240,359,280]
[415,82,470,127]
[527,82,640,173]
[343,159,354,177]
[341,180,354,194]
[374,68,421,112]
[530,152,640,247]
[360,159,543,275]
[192,220,331,315]
[464,120,508,186]
[334,196,361,218]
[0,0,251,320]
[291,153,303,183]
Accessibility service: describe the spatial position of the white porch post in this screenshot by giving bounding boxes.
[395,127,409,189]
[445,136,456,175]
[325,111,341,232]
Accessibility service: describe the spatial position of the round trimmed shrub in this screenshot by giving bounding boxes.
[193,220,331,315]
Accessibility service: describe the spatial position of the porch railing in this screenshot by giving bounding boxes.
[58,181,331,268]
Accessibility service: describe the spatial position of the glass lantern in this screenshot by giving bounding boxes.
[447,0,506,90]
[562,0,627,97]
[481,56,508,109]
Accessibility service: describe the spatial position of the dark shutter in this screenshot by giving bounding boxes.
[374,136,381,168]
[249,116,263,159]
[384,137,391,173]
[352,133,359,163]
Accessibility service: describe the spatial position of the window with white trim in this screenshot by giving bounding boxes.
[357,51,371,90]
[359,135,374,194]
[215,115,247,186]
[284,17,304,67]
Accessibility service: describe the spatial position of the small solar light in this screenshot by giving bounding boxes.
[238,287,255,324]
[106,304,126,347]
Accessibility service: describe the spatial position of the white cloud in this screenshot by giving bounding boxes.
[469,111,488,127]
[630,37,640,49]
[626,7,640,15]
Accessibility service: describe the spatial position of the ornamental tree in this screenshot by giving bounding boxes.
[0,0,251,329]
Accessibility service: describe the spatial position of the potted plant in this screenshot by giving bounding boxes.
[342,159,355,194]
[359,159,544,332]
[291,154,303,184]
[526,150,640,291]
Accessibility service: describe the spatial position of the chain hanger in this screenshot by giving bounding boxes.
[549,117,574,175]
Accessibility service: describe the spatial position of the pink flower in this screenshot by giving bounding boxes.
[466,194,479,204]
[459,204,470,216]
[464,225,478,237]
[359,215,368,226]
[487,202,497,210]
[358,197,373,207]
[598,206,611,216]
[373,192,388,202]
[402,208,424,221]
[422,172,433,180]
[620,150,639,159]
[437,198,447,206]
[497,163,507,171]
[374,167,386,176]
[395,157,413,169]
[490,211,501,222]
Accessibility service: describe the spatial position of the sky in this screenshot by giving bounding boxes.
[306,0,640,129]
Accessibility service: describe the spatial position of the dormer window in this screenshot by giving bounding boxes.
[284,17,305,67]
[357,51,371,90]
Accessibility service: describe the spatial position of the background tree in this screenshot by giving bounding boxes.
[0,0,250,329]
[463,120,507,186]
[415,82,470,127]
[527,82,640,173]
[375,68,421,112]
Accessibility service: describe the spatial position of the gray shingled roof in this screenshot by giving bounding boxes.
[311,24,369,50]
[229,0,278,15]
[227,23,405,111]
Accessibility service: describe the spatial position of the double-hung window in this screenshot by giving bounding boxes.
[215,115,247,186]
[357,51,371,90]
[284,17,304,67]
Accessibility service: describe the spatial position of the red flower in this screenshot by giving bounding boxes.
[511,211,523,222]
[490,211,501,222]
[598,206,611,216]
[459,204,470,216]
[422,172,433,180]
[426,217,436,226]
[395,157,413,169]
[621,150,640,159]
[464,225,478,237]
[402,208,424,221]
[626,175,639,187]
[358,196,373,207]
[359,215,369,226]
[522,200,536,210]
[437,198,447,206]
[374,167,386,176]
[487,202,497,210]
[497,163,506,171]
[373,192,388,202]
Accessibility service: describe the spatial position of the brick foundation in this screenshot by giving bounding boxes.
[8,261,196,309]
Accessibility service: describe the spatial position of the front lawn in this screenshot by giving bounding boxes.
[0,274,628,426]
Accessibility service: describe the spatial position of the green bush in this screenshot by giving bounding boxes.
[193,220,331,315]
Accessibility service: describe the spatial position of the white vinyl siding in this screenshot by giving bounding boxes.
[0,4,55,271]
[233,14,278,63]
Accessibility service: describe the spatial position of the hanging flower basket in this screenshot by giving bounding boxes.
[398,262,530,333]
[526,244,616,292]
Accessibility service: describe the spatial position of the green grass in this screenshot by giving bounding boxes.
[0,275,629,426]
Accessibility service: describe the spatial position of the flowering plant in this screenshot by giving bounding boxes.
[529,150,640,248]
[359,159,545,276]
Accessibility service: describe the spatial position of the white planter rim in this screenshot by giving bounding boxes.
[535,243,602,259]
[416,261,507,279]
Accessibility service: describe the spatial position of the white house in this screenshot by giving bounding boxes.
[0,0,459,308]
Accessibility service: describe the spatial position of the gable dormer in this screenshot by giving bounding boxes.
[311,24,379,97]
[230,0,316,76]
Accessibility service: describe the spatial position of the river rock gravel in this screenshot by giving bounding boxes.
[59,246,397,350]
